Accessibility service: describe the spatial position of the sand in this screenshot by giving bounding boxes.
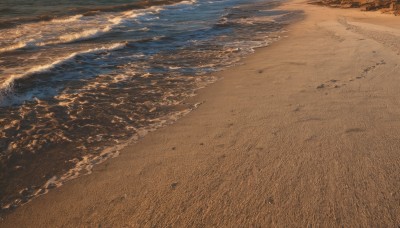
[2,0,400,226]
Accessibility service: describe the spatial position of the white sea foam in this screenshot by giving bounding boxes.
[0,39,37,53]
[51,14,83,23]
[147,6,165,13]
[0,10,148,52]
[57,27,113,43]
[172,0,198,6]
[47,11,146,44]
[0,42,27,53]
[0,2,174,54]
[0,43,126,93]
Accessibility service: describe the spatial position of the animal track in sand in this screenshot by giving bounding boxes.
[316,60,386,89]
[352,60,386,80]
[316,79,345,89]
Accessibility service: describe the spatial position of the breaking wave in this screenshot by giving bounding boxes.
[0,43,126,94]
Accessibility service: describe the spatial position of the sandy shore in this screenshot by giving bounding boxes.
[2,0,400,226]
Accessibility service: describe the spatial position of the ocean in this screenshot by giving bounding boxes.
[0,0,302,213]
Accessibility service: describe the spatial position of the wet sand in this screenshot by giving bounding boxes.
[2,0,400,226]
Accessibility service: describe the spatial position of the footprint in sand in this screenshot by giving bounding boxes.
[360,60,385,77]
[345,128,365,133]
[347,59,386,82]
[266,196,275,205]
[170,182,179,190]
[304,135,317,142]
[293,106,301,112]
[316,79,343,89]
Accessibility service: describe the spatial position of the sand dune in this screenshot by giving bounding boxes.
[2,0,400,226]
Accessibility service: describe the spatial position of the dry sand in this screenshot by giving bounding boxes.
[2,0,400,226]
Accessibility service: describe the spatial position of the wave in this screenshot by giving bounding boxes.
[0,0,186,30]
[75,0,186,14]
[0,0,199,54]
[0,9,155,54]
[51,12,146,44]
[51,15,83,23]
[57,27,113,44]
[0,43,126,94]
[0,40,36,53]
[172,0,198,6]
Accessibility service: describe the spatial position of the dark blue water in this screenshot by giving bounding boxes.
[0,0,302,214]
[0,0,181,27]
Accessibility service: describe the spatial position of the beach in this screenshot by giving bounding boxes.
[2,0,400,226]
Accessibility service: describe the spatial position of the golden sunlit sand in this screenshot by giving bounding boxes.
[2,0,400,226]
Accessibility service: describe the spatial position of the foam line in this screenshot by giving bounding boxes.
[0,43,126,93]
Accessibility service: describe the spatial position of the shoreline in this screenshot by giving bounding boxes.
[0,0,294,210]
[2,0,400,226]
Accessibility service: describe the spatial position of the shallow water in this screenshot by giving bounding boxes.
[0,0,302,213]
